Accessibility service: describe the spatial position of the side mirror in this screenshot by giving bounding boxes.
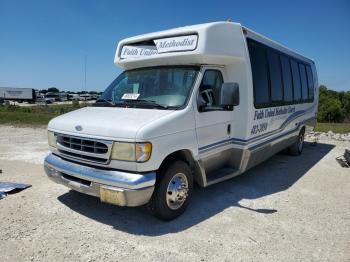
[220,82,239,107]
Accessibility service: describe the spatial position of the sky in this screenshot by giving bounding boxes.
[0,0,349,92]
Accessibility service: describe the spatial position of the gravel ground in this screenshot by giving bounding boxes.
[0,125,349,261]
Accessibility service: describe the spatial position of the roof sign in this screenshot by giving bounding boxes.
[120,35,198,59]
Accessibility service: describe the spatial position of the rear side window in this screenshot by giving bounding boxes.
[247,38,314,107]
[299,63,308,102]
[290,59,301,102]
[267,50,283,103]
[248,41,270,107]
[306,65,314,102]
[280,55,293,103]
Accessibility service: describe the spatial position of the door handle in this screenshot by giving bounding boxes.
[227,124,231,135]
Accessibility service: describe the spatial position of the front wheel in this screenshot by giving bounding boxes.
[147,161,193,221]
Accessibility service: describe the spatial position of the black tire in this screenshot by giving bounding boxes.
[147,160,193,221]
[289,128,305,156]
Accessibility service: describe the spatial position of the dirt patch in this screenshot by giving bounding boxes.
[0,125,349,261]
[0,125,48,165]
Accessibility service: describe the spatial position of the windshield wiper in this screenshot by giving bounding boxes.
[94,98,176,109]
[122,99,169,109]
[93,99,116,107]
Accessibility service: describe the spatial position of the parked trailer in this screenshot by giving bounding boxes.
[68,94,80,101]
[79,94,92,101]
[44,22,318,220]
[0,87,36,103]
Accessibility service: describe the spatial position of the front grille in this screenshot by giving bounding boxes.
[55,134,111,164]
[57,135,108,154]
[58,149,107,163]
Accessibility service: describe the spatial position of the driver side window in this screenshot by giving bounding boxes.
[199,70,223,107]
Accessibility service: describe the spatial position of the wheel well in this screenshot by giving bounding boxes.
[159,150,194,171]
[158,150,204,187]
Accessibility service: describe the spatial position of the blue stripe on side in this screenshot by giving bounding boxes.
[198,137,245,151]
[200,105,315,150]
[239,104,316,144]
[249,116,315,150]
[249,125,298,151]
[199,139,245,154]
[198,115,316,154]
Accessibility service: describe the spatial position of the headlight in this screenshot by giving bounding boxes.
[48,131,56,148]
[111,142,152,162]
[111,142,135,161]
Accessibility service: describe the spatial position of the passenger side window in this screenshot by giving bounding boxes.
[306,65,314,102]
[248,38,314,107]
[290,59,301,103]
[248,41,270,108]
[198,70,223,107]
[267,50,283,104]
[280,55,293,103]
[299,63,308,102]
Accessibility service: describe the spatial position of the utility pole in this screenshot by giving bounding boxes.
[84,55,87,92]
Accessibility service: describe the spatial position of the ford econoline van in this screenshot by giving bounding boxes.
[44,22,318,220]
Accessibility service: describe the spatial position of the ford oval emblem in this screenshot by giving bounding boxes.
[75,125,83,131]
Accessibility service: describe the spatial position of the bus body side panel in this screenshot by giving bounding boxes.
[236,34,318,174]
[195,25,319,183]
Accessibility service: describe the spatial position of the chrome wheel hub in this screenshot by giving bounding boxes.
[166,173,189,210]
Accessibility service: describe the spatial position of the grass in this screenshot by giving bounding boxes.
[314,122,350,134]
[0,103,87,126]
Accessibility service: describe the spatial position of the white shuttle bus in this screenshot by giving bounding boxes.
[44,22,318,220]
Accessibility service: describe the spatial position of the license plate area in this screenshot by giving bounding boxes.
[100,186,126,206]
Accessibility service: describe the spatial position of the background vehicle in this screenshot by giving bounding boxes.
[79,94,92,101]
[68,94,80,101]
[0,87,36,103]
[45,92,59,102]
[35,94,47,104]
[57,92,68,102]
[44,22,318,220]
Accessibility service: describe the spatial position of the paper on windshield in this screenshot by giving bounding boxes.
[121,93,140,100]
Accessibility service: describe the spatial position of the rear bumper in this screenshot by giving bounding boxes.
[44,153,155,207]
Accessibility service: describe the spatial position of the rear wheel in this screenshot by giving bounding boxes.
[289,128,305,156]
[147,161,193,221]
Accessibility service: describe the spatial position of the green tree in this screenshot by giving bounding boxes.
[318,85,345,122]
[47,87,59,93]
[339,91,350,120]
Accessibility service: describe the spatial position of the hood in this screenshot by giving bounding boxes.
[48,106,174,140]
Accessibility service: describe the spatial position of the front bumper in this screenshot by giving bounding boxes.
[44,153,156,207]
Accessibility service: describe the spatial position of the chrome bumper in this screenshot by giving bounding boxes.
[44,153,155,207]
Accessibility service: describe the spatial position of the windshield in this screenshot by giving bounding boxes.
[98,66,199,109]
